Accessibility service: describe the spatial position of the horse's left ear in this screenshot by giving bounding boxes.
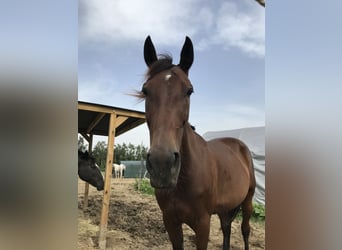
[178,36,194,74]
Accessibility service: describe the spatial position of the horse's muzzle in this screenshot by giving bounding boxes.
[146,148,180,189]
[97,183,104,191]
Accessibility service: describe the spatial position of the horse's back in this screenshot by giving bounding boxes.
[208,137,252,168]
[207,137,255,211]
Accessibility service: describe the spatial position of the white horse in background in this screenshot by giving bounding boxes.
[113,163,126,178]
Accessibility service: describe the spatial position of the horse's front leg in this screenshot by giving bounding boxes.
[193,214,211,250]
[163,215,184,250]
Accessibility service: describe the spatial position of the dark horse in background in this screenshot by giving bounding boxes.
[78,150,104,191]
[138,36,256,250]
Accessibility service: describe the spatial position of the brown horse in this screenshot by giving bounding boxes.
[138,36,256,250]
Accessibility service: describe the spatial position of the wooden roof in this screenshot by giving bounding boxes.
[78,101,145,137]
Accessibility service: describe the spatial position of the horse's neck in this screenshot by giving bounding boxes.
[171,123,210,195]
[180,123,208,174]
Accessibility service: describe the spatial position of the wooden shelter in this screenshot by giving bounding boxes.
[78,101,145,249]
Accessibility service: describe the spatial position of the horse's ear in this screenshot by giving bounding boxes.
[178,36,194,74]
[144,36,158,67]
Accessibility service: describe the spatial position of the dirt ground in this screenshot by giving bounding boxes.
[78,178,265,249]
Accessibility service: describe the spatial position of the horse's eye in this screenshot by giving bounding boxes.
[142,87,148,96]
[186,88,193,96]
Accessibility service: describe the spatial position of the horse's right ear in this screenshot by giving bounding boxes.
[144,36,158,67]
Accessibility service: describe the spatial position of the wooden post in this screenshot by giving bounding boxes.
[98,112,116,249]
[83,182,89,208]
[83,134,93,208]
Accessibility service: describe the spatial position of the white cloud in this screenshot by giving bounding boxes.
[214,1,265,57]
[79,0,264,57]
[79,0,207,46]
[224,104,265,124]
[79,81,111,104]
[78,67,120,104]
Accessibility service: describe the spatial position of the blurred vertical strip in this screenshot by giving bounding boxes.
[0,1,77,249]
[266,1,342,250]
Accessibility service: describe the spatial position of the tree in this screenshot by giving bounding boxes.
[114,143,148,162]
[114,143,127,163]
[91,141,149,170]
[92,141,107,171]
[127,143,136,160]
[135,144,148,160]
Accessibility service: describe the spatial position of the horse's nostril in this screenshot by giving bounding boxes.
[174,152,179,163]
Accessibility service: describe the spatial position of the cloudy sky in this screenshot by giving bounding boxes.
[78,0,265,147]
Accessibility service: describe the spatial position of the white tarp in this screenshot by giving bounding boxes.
[202,126,265,205]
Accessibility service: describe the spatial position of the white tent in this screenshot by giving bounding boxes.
[203,126,265,205]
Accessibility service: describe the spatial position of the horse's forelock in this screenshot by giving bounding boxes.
[146,54,174,80]
[131,54,175,102]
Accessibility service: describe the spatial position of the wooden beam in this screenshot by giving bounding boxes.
[87,112,106,134]
[83,183,90,208]
[115,116,128,128]
[80,132,91,142]
[98,112,116,249]
[115,110,145,119]
[115,118,146,137]
[78,102,114,114]
[83,135,93,209]
[78,101,145,118]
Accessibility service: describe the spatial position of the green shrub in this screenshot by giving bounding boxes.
[234,203,265,222]
[134,179,154,195]
[252,203,265,221]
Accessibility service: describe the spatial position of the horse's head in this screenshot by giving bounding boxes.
[78,150,104,191]
[141,36,194,189]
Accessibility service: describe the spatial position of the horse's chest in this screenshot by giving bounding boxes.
[156,192,206,223]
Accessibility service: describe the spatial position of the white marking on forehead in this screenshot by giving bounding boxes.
[165,73,172,81]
